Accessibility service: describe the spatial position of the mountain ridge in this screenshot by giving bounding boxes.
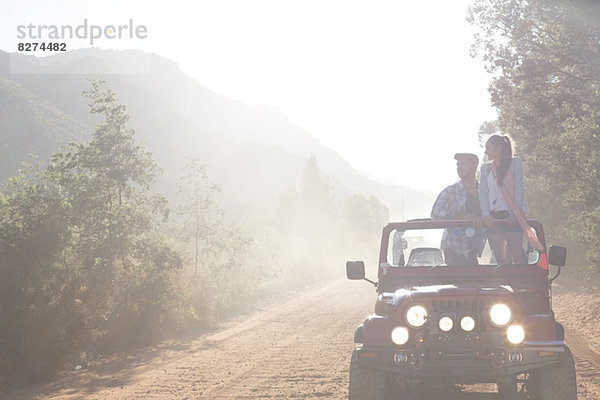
[0,48,434,220]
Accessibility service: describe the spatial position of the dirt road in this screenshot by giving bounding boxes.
[3,279,600,399]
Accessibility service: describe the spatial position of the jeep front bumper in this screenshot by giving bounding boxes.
[355,340,564,377]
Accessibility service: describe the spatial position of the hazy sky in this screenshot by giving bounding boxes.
[2,0,497,192]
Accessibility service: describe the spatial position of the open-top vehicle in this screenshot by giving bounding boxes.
[346,219,576,399]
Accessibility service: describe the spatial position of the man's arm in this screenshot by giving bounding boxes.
[431,186,452,220]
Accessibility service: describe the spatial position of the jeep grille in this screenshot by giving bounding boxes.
[428,298,488,332]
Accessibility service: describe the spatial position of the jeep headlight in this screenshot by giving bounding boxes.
[460,316,475,332]
[439,316,453,332]
[391,326,410,345]
[406,305,428,328]
[489,303,512,327]
[507,325,525,344]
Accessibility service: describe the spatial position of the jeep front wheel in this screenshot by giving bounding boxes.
[533,347,577,400]
[348,349,387,400]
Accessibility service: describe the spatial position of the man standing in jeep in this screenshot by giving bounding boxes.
[431,153,483,265]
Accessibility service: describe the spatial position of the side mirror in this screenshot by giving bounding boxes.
[548,246,567,267]
[346,261,365,280]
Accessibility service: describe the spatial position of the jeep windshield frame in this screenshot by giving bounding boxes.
[377,220,549,293]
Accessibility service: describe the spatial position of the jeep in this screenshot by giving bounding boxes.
[346,219,576,399]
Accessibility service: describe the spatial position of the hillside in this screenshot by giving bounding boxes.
[0,49,434,220]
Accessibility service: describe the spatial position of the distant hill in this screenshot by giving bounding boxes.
[0,49,434,220]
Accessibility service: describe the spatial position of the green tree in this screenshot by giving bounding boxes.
[341,194,389,237]
[0,161,79,378]
[178,157,222,276]
[340,194,389,263]
[46,80,181,342]
[469,0,600,271]
[175,157,269,325]
[0,79,184,378]
[271,156,343,283]
[298,155,335,235]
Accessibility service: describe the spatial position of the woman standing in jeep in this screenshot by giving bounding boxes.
[479,134,528,264]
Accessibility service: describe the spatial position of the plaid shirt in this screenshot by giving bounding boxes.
[431,181,480,254]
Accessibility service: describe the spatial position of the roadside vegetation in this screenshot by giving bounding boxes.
[0,80,388,381]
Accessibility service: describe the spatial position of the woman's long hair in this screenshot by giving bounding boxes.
[487,134,513,186]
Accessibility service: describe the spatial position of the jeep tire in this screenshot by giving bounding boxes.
[348,349,387,400]
[533,347,577,400]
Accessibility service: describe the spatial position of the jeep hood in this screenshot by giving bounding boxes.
[380,284,518,305]
[398,284,514,297]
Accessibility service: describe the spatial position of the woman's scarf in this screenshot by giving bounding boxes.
[493,161,545,252]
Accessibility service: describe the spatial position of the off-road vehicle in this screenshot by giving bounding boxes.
[346,219,576,399]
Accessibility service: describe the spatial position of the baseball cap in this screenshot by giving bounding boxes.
[454,153,479,167]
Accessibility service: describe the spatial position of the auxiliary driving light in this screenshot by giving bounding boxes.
[461,316,475,331]
[391,326,410,345]
[394,352,408,365]
[439,316,454,332]
[406,305,428,328]
[507,325,525,344]
[509,351,523,363]
[489,303,512,327]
